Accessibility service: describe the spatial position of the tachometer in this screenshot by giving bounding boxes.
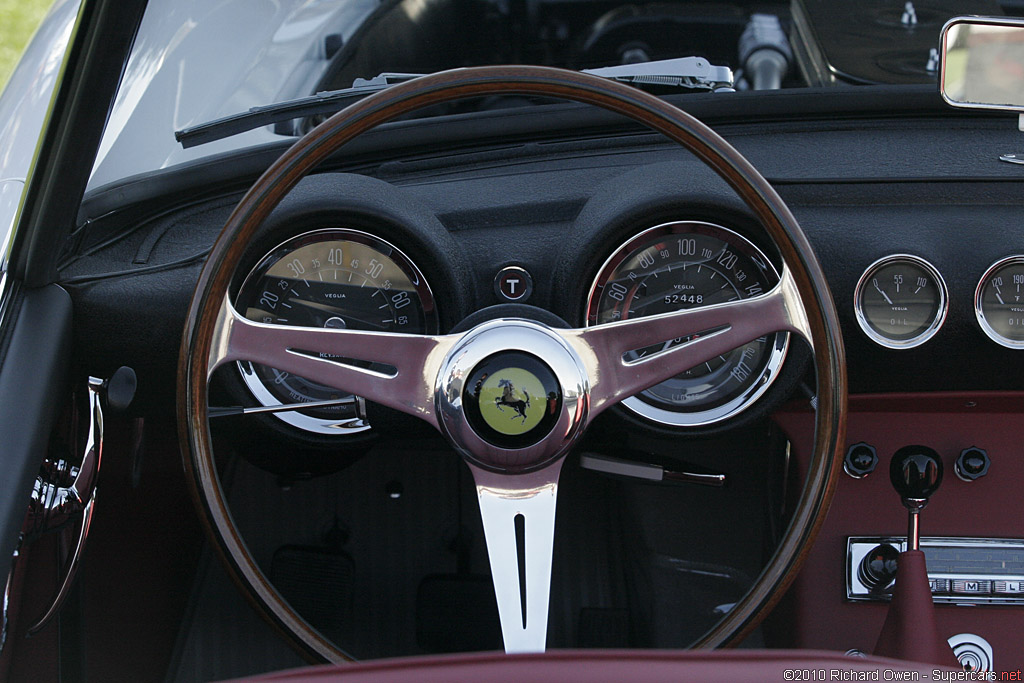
[854,254,947,349]
[586,221,788,427]
[976,255,1024,349]
[235,229,438,434]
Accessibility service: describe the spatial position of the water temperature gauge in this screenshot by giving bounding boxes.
[976,256,1024,349]
[855,255,947,349]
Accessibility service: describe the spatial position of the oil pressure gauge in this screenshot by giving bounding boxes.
[854,254,947,349]
[976,256,1024,348]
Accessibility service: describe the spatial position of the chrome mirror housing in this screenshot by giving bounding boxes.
[940,17,1024,113]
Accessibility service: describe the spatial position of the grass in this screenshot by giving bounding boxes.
[0,0,55,89]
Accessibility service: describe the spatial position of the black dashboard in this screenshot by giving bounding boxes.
[63,86,1024,428]
[33,74,1024,667]
[8,0,1024,673]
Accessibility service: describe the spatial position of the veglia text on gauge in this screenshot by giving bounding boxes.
[234,228,438,434]
[585,220,788,427]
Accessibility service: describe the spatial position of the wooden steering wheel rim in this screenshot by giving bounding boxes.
[178,65,847,661]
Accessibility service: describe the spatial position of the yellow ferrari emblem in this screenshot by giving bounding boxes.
[478,368,545,435]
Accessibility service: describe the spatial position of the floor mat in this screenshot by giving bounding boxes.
[167,438,771,676]
[167,545,306,683]
[270,545,355,636]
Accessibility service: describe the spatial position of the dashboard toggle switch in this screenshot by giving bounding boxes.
[955,447,990,482]
[844,442,878,478]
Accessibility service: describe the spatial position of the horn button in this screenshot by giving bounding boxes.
[435,319,590,473]
[464,352,562,448]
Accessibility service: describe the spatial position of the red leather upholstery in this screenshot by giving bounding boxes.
[772,395,1024,666]
[873,550,959,666]
[238,650,957,683]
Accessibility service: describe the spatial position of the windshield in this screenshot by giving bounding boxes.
[89,0,1008,190]
[90,0,377,189]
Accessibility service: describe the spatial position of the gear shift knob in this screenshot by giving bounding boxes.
[889,445,942,550]
[874,445,959,666]
[890,445,943,505]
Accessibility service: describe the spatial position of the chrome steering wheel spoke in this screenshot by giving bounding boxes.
[207,293,458,428]
[566,266,811,418]
[468,462,562,654]
[204,267,812,656]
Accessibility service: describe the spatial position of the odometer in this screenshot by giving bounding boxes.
[235,229,438,434]
[585,221,788,427]
[976,255,1024,348]
[854,254,947,349]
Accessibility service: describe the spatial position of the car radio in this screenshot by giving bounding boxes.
[847,537,1024,604]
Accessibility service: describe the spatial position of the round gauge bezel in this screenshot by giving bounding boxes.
[854,254,948,350]
[584,220,790,428]
[235,228,438,435]
[975,255,1024,349]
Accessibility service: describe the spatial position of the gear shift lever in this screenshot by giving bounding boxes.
[874,446,958,666]
[889,445,943,551]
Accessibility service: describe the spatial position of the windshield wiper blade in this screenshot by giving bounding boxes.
[175,58,734,150]
[174,73,423,149]
[581,57,734,92]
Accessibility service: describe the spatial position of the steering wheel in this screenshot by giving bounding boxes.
[179,65,846,661]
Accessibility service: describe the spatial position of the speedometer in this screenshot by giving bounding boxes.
[586,221,788,427]
[235,229,438,434]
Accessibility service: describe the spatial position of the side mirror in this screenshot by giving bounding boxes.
[940,17,1024,112]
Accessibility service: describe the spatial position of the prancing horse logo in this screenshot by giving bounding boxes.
[494,378,530,424]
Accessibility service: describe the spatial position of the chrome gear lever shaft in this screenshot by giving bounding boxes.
[874,445,957,666]
[888,445,943,550]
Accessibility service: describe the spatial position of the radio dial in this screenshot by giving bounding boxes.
[857,543,899,592]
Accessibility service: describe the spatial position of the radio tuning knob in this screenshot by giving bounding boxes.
[858,543,900,592]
